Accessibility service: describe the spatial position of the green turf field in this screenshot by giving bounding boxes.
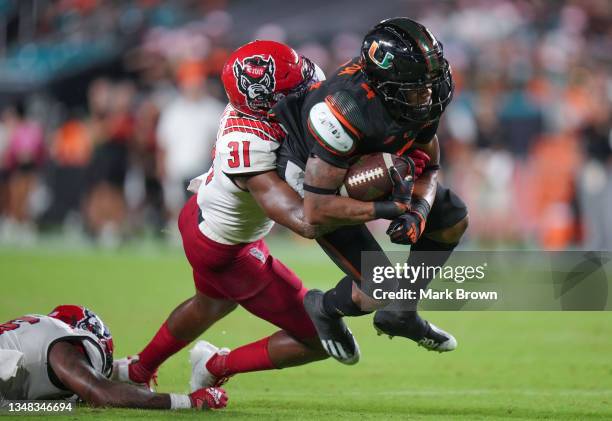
[1,240,611,420]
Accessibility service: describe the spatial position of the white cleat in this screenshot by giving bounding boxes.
[189,340,230,391]
[417,322,458,352]
[111,355,155,391]
[373,312,458,353]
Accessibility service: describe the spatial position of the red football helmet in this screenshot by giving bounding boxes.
[222,40,319,118]
[49,305,114,377]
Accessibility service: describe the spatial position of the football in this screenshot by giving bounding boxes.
[339,153,412,201]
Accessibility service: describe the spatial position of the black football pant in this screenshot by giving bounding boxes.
[317,184,468,312]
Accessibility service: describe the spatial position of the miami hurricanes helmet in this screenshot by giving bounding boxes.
[222,40,321,118]
[361,17,454,123]
[49,305,114,377]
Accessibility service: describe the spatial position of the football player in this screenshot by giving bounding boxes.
[0,305,227,410]
[113,41,342,390]
[272,18,469,363]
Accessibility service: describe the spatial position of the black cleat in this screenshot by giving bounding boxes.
[303,289,360,365]
[373,311,457,352]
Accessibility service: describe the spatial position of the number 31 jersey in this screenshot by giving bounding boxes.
[190,104,287,245]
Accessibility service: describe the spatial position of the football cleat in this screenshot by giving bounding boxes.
[189,340,230,391]
[111,355,157,391]
[373,311,457,352]
[303,289,360,365]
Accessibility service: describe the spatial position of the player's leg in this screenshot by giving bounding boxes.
[114,195,239,385]
[373,184,468,351]
[278,155,388,362]
[114,286,237,385]
[191,249,329,388]
[302,224,398,364]
[316,224,397,314]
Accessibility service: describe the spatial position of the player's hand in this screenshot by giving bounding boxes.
[406,149,431,178]
[386,211,426,245]
[389,163,414,205]
[189,387,228,410]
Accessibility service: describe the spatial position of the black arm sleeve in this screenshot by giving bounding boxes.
[414,120,439,144]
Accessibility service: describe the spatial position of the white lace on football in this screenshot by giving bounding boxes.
[347,167,385,187]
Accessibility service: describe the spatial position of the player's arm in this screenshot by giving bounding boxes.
[235,171,335,239]
[48,341,227,410]
[411,135,439,207]
[387,136,440,244]
[303,157,394,225]
[302,94,409,225]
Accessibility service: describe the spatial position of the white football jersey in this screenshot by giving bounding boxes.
[190,104,288,244]
[0,315,107,400]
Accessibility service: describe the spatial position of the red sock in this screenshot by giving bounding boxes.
[206,336,275,378]
[135,322,189,375]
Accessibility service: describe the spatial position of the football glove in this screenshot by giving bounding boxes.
[406,149,431,179]
[189,387,228,410]
[389,161,414,205]
[386,199,431,245]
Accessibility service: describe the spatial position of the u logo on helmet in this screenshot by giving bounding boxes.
[368,41,394,70]
[232,55,276,112]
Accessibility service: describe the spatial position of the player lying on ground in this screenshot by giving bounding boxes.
[272,17,469,363]
[0,305,227,410]
[113,41,340,390]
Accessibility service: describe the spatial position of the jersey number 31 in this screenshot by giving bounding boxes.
[227,141,251,168]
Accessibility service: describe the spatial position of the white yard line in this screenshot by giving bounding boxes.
[243,388,612,397]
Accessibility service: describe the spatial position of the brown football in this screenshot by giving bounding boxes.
[339,153,412,201]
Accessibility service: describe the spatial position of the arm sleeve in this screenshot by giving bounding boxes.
[218,133,280,176]
[307,90,367,169]
[414,120,439,144]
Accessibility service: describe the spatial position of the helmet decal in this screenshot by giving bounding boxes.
[232,55,276,112]
[361,18,454,123]
[368,41,394,70]
[49,305,114,378]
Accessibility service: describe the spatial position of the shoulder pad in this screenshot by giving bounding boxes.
[308,101,355,156]
[324,90,367,138]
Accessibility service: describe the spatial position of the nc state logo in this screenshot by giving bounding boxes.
[233,55,276,112]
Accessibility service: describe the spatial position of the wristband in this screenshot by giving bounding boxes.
[410,198,431,220]
[170,393,192,409]
[303,183,338,195]
[422,164,440,173]
[374,201,404,220]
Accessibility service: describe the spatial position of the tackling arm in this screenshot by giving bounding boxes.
[48,341,226,410]
[235,171,335,239]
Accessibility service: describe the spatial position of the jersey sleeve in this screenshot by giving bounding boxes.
[217,133,280,176]
[0,349,24,381]
[308,90,368,168]
[414,120,439,144]
[79,337,107,375]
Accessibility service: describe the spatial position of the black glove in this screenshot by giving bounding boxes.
[386,199,430,245]
[389,159,415,205]
[374,160,417,220]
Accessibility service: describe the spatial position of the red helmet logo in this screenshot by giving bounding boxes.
[233,55,276,113]
[49,305,114,378]
[222,40,320,118]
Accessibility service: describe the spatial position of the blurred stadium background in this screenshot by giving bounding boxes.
[1,2,612,419]
[0,0,611,251]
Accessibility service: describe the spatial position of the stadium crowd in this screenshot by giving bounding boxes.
[0,0,610,249]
